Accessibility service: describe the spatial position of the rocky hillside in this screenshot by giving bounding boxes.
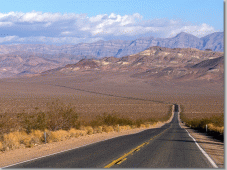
[0,51,82,78]
[44,46,224,82]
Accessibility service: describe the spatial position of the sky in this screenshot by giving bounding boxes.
[0,0,224,45]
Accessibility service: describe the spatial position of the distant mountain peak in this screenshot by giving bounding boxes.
[175,32,198,38]
[176,32,189,36]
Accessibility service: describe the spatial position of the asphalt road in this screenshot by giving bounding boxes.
[5,110,214,168]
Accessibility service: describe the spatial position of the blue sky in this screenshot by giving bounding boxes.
[0,0,224,44]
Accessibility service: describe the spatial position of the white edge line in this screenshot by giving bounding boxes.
[2,107,175,169]
[1,130,145,169]
[178,113,219,168]
[1,125,166,169]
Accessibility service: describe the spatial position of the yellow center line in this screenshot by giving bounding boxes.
[104,124,172,168]
[116,158,127,165]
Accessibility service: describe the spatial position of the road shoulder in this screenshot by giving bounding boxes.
[0,121,170,168]
[179,117,224,168]
[1,108,176,168]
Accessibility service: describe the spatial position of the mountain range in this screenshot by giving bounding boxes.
[0,31,223,78]
[43,46,224,83]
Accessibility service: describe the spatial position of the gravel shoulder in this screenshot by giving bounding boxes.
[179,115,224,168]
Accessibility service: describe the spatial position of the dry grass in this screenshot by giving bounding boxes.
[207,124,224,134]
[1,130,46,150]
[3,132,22,150]
[93,126,103,134]
[69,128,87,137]
[180,104,224,140]
[0,92,173,152]
[0,104,172,152]
[139,124,146,128]
[102,126,114,133]
[0,101,80,135]
[0,123,156,152]
[83,126,94,135]
[118,125,132,131]
[49,130,70,142]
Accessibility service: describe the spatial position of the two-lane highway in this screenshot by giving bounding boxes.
[107,111,214,168]
[4,106,216,168]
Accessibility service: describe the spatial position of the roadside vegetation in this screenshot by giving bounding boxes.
[180,105,224,141]
[0,101,172,152]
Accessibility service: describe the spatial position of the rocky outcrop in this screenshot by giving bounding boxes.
[55,46,224,82]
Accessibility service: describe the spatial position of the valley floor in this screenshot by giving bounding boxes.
[0,73,224,168]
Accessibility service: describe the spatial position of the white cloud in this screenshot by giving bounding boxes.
[60,31,73,36]
[0,36,18,43]
[0,11,81,23]
[0,35,102,44]
[0,21,13,27]
[89,14,108,22]
[167,23,216,38]
[0,11,219,44]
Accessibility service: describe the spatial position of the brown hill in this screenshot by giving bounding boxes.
[42,46,223,82]
[0,51,82,78]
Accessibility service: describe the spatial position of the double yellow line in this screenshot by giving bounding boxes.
[104,124,172,168]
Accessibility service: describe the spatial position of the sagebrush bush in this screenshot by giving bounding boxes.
[0,101,172,137]
[131,125,137,129]
[102,125,114,133]
[135,119,145,128]
[119,125,132,131]
[90,113,134,127]
[145,123,150,128]
[119,126,127,131]
[0,100,175,152]
[180,105,224,138]
[30,130,44,145]
[126,125,132,130]
[21,134,33,148]
[207,124,224,134]
[78,130,87,136]
[50,130,70,142]
[71,127,88,136]
[45,101,80,131]
[140,124,146,128]
[85,126,94,135]
[2,130,45,149]
[0,101,81,134]
[69,128,80,137]
[93,126,102,134]
[113,125,120,132]
[3,132,22,150]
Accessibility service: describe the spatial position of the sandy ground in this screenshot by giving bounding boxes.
[0,112,224,168]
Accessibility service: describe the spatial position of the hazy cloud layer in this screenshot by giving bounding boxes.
[0,11,218,44]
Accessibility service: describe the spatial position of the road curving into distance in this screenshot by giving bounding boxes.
[4,105,217,168]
